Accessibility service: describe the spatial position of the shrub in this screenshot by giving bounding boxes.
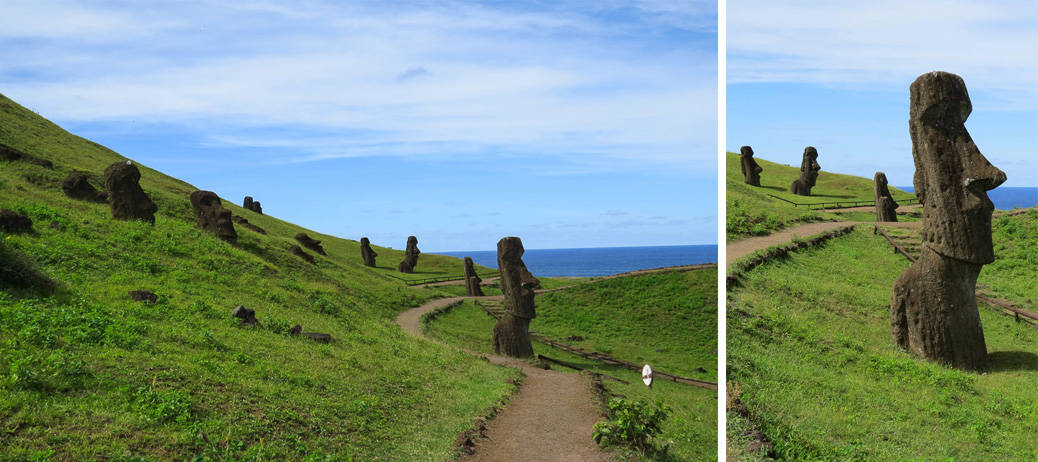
[134,384,193,424]
[592,398,671,455]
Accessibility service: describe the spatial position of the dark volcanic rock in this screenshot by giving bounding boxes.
[890,71,1006,371]
[464,257,484,296]
[397,235,420,273]
[61,172,107,203]
[231,215,267,234]
[232,305,258,325]
[0,209,33,233]
[301,332,333,343]
[190,190,237,243]
[874,172,898,222]
[129,290,158,303]
[740,146,763,187]
[290,245,315,264]
[360,237,377,267]
[0,143,53,169]
[242,196,263,214]
[492,236,538,358]
[289,325,302,336]
[294,233,326,255]
[789,147,821,196]
[104,161,157,224]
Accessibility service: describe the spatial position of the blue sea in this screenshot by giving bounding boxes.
[897,186,1038,210]
[440,244,717,277]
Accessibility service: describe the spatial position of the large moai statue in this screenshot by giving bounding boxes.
[397,235,420,273]
[740,146,763,187]
[789,147,821,196]
[890,71,1006,371]
[492,237,539,358]
[104,161,158,224]
[360,237,377,267]
[243,196,263,214]
[874,172,899,222]
[189,190,237,243]
[464,257,484,297]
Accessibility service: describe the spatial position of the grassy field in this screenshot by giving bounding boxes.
[0,92,519,460]
[424,268,718,461]
[726,225,1038,461]
[726,152,916,240]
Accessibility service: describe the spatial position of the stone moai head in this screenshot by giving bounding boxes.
[874,172,890,196]
[190,190,237,242]
[740,146,754,158]
[801,146,820,186]
[497,236,535,319]
[909,71,1006,264]
[405,236,420,256]
[361,237,370,246]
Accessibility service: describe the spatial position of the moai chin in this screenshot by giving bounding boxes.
[890,71,1006,371]
[397,235,421,273]
[874,172,899,222]
[492,237,538,358]
[789,147,821,196]
[740,146,763,187]
[360,237,377,267]
[464,257,484,297]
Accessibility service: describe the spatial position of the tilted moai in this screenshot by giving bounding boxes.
[190,190,237,243]
[360,237,377,267]
[243,196,263,214]
[294,233,326,255]
[61,172,107,203]
[464,257,484,297]
[397,236,420,273]
[492,237,539,358]
[874,172,898,222]
[890,71,1006,371]
[789,147,821,196]
[104,161,158,224]
[740,146,763,187]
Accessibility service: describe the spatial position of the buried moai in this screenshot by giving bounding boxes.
[789,147,821,196]
[397,236,420,273]
[190,190,237,243]
[740,146,763,187]
[492,237,539,358]
[242,196,263,214]
[294,233,326,255]
[360,237,377,267]
[61,172,107,203]
[874,172,899,222]
[464,257,484,296]
[104,161,158,224]
[890,71,1006,371]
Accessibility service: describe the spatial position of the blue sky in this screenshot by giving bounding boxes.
[727,0,1038,188]
[0,0,717,252]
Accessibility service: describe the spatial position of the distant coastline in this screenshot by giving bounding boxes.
[440,244,717,277]
[898,186,1038,211]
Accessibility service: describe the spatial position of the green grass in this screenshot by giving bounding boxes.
[424,269,718,461]
[982,209,1038,306]
[727,226,1038,461]
[0,92,518,460]
[726,152,916,240]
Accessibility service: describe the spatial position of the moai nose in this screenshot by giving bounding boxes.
[963,149,1006,193]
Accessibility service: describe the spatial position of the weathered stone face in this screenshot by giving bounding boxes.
[909,72,1006,264]
[492,236,536,358]
[874,172,898,222]
[190,190,237,242]
[360,237,377,267]
[740,146,763,187]
[243,196,263,214]
[464,257,484,297]
[61,172,107,203]
[398,235,421,273]
[104,161,158,224]
[790,147,821,196]
[294,233,326,255]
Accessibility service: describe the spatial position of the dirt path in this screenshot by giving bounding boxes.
[394,296,610,462]
[824,203,922,213]
[727,221,921,268]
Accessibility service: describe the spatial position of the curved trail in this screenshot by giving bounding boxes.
[726,220,921,268]
[394,296,610,462]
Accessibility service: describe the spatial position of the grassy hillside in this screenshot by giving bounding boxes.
[0,93,516,460]
[425,268,718,461]
[726,225,1037,461]
[726,152,916,240]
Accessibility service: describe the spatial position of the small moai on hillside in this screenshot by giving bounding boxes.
[890,71,1006,371]
[243,196,263,214]
[190,190,237,243]
[104,161,158,224]
[290,245,316,264]
[874,172,899,222]
[789,147,821,196]
[294,233,326,255]
[492,236,539,358]
[464,257,484,296]
[360,237,377,267]
[231,215,267,234]
[740,146,763,187]
[61,172,107,203]
[397,235,421,273]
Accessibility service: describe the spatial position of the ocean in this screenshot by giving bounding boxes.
[897,186,1038,210]
[440,244,717,278]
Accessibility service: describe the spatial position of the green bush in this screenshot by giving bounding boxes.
[592,398,671,456]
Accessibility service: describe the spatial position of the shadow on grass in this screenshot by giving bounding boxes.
[987,351,1038,372]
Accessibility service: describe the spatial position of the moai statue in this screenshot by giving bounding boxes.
[874,172,899,222]
[294,233,326,255]
[464,257,484,297]
[890,71,1006,371]
[740,146,763,187]
[492,237,539,358]
[242,196,263,214]
[104,161,158,224]
[397,235,420,273]
[189,190,238,243]
[61,172,107,203]
[789,147,821,196]
[360,237,377,267]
